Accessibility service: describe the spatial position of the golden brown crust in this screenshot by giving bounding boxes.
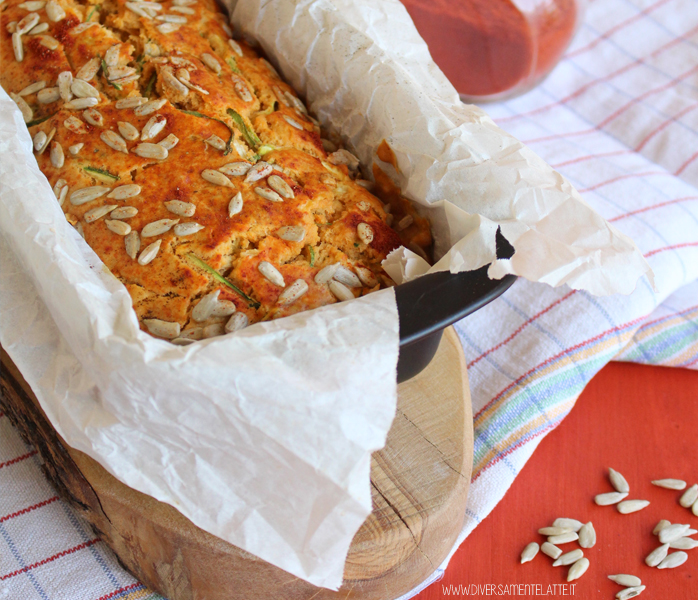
[2,0,432,340]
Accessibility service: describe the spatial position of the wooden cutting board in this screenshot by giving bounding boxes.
[0,327,473,600]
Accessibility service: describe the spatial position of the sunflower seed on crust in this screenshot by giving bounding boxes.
[258,261,285,287]
[200,52,221,73]
[315,263,340,285]
[547,532,578,545]
[211,300,236,318]
[161,66,189,96]
[608,574,641,587]
[273,85,289,106]
[104,43,121,67]
[670,537,698,550]
[578,522,596,548]
[652,479,686,490]
[37,87,60,103]
[138,239,161,265]
[616,586,646,600]
[520,542,539,564]
[84,204,118,223]
[64,97,99,110]
[232,74,253,102]
[657,551,688,569]
[174,222,204,236]
[205,135,226,151]
[142,218,179,237]
[329,149,359,170]
[33,130,47,152]
[110,206,138,219]
[276,226,305,242]
[608,468,630,493]
[118,121,139,141]
[225,192,243,217]
[52,179,67,205]
[397,214,414,231]
[244,161,272,182]
[70,186,109,206]
[10,93,32,122]
[157,23,181,34]
[680,484,698,507]
[158,134,179,150]
[106,184,140,200]
[11,32,24,62]
[17,13,39,34]
[538,526,573,536]
[134,98,167,116]
[68,143,84,155]
[49,141,64,168]
[178,327,204,340]
[30,22,50,35]
[658,524,690,544]
[202,323,225,338]
[282,114,303,130]
[284,91,306,114]
[70,22,96,34]
[219,162,251,177]
[59,118,83,138]
[552,549,583,567]
[156,14,187,23]
[18,1,46,10]
[116,96,147,109]
[165,200,195,217]
[653,520,671,535]
[38,127,55,154]
[37,34,59,50]
[76,57,100,81]
[645,543,670,567]
[357,223,374,245]
[255,187,283,202]
[104,219,131,235]
[225,312,248,333]
[126,1,154,19]
[617,500,650,514]
[693,499,698,516]
[19,80,46,96]
[69,79,99,102]
[141,114,167,141]
[134,143,168,159]
[595,492,628,506]
[100,130,128,153]
[329,280,354,302]
[83,108,103,127]
[278,279,308,305]
[540,542,562,560]
[107,66,136,81]
[567,557,589,582]
[202,169,233,187]
[267,174,294,199]
[143,318,180,339]
[228,38,243,56]
[192,290,220,321]
[333,265,362,288]
[170,5,194,14]
[57,71,73,101]
[355,266,378,287]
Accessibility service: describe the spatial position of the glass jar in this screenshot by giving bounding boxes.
[401,0,585,102]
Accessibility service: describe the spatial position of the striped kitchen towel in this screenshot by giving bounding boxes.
[1,0,697,599]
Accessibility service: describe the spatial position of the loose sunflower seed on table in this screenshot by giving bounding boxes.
[594,492,628,506]
[608,468,630,493]
[552,549,584,567]
[653,519,671,535]
[652,478,686,490]
[657,551,688,569]
[669,537,698,550]
[537,527,572,536]
[547,532,579,545]
[658,523,690,544]
[645,543,670,567]
[616,500,649,514]
[540,542,562,560]
[578,522,596,548]
[679,484,698,508]
[616,586,646,600]
[608,574,641,587]
[566,557,589,582]
[520,542,539,564]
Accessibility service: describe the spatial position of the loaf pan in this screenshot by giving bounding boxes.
[395,231,516,382]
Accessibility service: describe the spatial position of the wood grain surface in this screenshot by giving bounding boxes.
[0,327,473,600]
[415,361,698,599]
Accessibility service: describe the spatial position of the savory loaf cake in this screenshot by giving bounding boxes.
[1,0,432,343]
